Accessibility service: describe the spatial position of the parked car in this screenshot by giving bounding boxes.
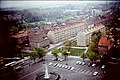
[70,67,75,71]
[81,62,85,66]
[15,66,23,71]
[58,64,62,68]
[67,66,72,70]
[93,71,98,76]
[52,58,56,61]
[48,62,53,66]
[62,65,65,69]
[53,63,58,67]
[56,64,60,67]
[65,65,68,69]
[58,58,64,62]
[76,61,82,65]
[101,65,105,69]
[87,63,92,67]
[92,63,96,67]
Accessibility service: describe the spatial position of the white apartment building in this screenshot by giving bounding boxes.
[47,21,87,44]
[77,24,105,46]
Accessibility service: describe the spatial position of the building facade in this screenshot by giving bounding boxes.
[77,24,105,46]
[98,36,112,56]
[47,21,87,43]
[11,30,29,48]
[27,28,50,49]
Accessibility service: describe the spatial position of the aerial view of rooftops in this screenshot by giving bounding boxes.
[0,0,120,80]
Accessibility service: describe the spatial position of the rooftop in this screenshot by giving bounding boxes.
[50,21,85,33]
[98,36,111,47]
[11,30,27,38]
[82,24,105,34]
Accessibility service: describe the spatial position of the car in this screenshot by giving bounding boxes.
[78,61,82,65]
[92,63,96,67]
[59,59,64,62]
[48,62,53,66]
[76,61,82,65]
[93,71,98,76]
[67,66,72,70]
[65,65,68,69]
[58,58,64,62]
[58,64,62,68]
[76,61,80,65]
[70,67,75,71]
[87,63,92,67]
[15,66,23,71]
[56,64,60,67]
[62,65,65,68]
[101,65,105,69]
[52,58,56,61]
[53,63,58,67]
[81,62,85,66]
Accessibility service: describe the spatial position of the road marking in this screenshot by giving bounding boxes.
[79,69,84,72]
[84,70,89,74]
[88,72,93,75]
[18,66,43,80]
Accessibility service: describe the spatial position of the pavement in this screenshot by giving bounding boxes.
[14,55,104,80]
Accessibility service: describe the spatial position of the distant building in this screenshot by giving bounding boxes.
[47,21,87,43]
[27,28,50,49]
[92,9,103,16]
[98,36,112,56]
[77,24,105,46]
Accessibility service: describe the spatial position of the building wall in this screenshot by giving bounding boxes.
[77,24,105,46]
[28,29,50,49]
[47,23,87,44]
[98,46,108,55]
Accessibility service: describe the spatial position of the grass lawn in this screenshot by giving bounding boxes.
[59,47,85,56]
[69,48,85,56]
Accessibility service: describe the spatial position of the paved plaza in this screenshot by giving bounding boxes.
[14,55,104,80]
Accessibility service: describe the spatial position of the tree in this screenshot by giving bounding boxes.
[64,40,72,52]
[61,49,69,60]
[86,51,99,63]
[36,48,46,60]
[105,30,111,36]
[0,12,25,57]
[51,48,59,60]
[30,51,38,63]
[80,53,87,62]
[88,42,98,52]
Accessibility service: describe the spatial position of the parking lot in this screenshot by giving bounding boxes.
[7,55,104,80]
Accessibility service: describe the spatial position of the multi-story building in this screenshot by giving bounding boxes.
[47,21,87,44]
[77,24,105,46]
[27,28,50,49]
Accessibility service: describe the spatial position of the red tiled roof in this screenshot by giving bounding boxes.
[98,36,111,46]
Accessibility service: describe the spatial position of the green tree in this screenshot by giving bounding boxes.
[51,48,59,60]
[30,51,38,63]
[87,51,98,62]
[88,42,98,52]
[105,30,111,35]
[36,48,46,60]
[61,49,69,60]
[80,53,87,62]
[16,53,24,59]
[64,40,72,52]
[91,31,101,43]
